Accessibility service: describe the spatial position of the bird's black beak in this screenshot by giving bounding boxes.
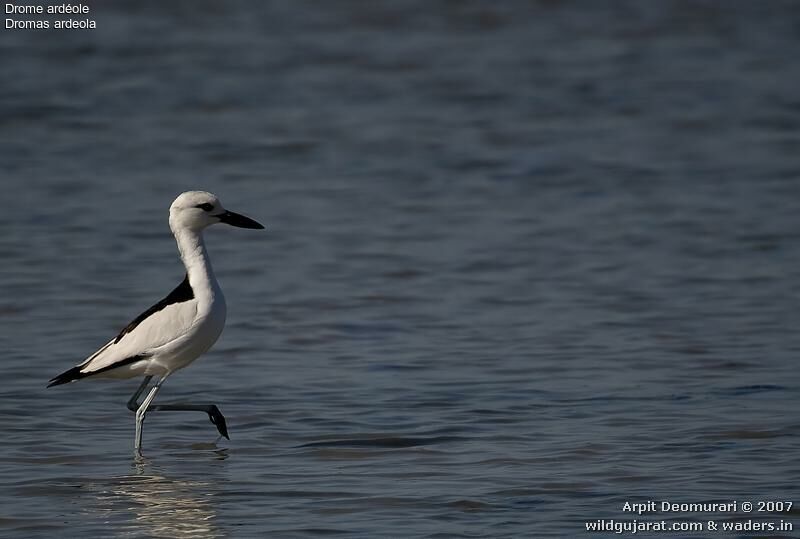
[217,210,265,229]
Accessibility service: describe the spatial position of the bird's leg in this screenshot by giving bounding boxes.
[134,375,168,455]
[127,375,153,412]
[148,403,230,439]
[126,376,229,442]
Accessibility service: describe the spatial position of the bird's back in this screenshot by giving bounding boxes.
[63,276,225,381]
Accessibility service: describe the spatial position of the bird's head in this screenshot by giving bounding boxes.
[169,191,265,232]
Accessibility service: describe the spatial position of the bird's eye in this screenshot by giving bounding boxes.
[196,203,214,212]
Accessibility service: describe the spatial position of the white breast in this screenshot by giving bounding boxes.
[153,291,227,373]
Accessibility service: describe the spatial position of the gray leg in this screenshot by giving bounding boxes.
[149,403,229,439]
[127,376,229,440]
[134,375,168,454]
[127,376,153,412]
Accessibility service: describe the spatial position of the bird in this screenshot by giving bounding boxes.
[47,190,264,455]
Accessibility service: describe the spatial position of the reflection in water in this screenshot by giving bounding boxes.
[92,461,223,539]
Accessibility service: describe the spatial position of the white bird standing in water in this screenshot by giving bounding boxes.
[47,191,264,455]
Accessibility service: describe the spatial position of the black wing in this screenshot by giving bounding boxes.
[113,273,194,344]
[46,274,195,387]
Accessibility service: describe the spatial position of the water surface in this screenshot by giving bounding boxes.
[1,2,799,537]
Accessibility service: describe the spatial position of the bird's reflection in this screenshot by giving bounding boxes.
[94,457,224,539]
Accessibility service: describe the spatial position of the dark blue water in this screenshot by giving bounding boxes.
[1,1,799,537]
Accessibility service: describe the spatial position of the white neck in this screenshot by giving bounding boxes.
[172,226,220,304]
